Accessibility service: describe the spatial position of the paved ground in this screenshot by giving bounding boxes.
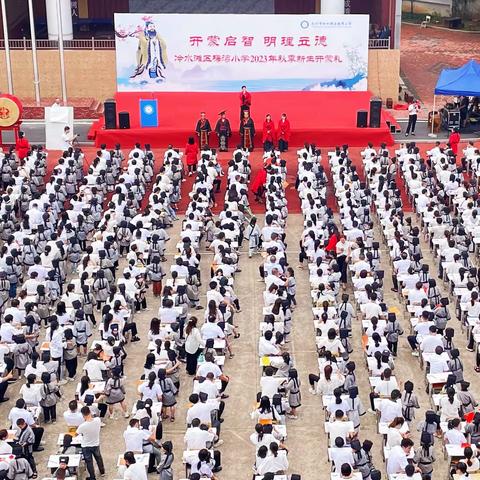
[0,200,478,479]
[1,121,92,146]
[400,23,480,106]
[393,119,480,142]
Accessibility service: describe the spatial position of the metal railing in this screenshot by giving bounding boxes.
[0,36,390,50]
[368,38,391,49]
[0,37,115,50]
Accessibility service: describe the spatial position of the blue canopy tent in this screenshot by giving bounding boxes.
[431,60,480,134]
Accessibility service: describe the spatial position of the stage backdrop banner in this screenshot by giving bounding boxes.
[114,13,369,92]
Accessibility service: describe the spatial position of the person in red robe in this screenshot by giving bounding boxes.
[277,113,291,152]
[325,229,339,253]
[239,85,252,120]
[262,114,276,152]
[15,131,30,162]
[185,136,199,176]
[250,166,267,203]
[448,127,461,156]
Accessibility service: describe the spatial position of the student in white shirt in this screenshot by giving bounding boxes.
[138,372,163,403]
[369,368,398,411]
[386,438,414,474]
[258,330,282,357]
[184,418,218,450]
[419,326,443,354]
[121,451,148,480]
[61,126,78,150]
[363,294,383,320]
[378,390,403,423]
[428,346,450,374]
[444,418,467,445]
[462,446,480,473]
[439,388,461,422]
[19,374,43,407]
[328,410,355,447]
[0,429,12,455]
[408,281,428,305]
[386,417,409,448]
[251,396,281,425]
[123,419,147,453]
[250,423,284,450]
[83,352,107,382]
[330,436,355,471]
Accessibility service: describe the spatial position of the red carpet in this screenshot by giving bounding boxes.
[89,91,395,149]
[47,141,455,215]
[175,150,302,215]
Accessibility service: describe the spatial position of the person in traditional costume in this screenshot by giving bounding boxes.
[239,110,255,152]
[277,113,291,152]
[214,111,232,152]
[129,21,168,82]
[262,114,276,152]
[195,112,212,148]
[239,85,252,120]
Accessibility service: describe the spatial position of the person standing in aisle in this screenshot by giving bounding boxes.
[76,406,105,480]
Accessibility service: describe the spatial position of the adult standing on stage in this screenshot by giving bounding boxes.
[214,111,232,152]
[405,99,420,137]
[262,114,276,152]
[239,110,255,152]
[277,113,291,152]
[195,112,212,148]
[239,85,252,120]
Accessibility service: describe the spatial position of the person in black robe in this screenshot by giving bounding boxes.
[239,110,255,152]
[214,111,232,152]
[195,112,212,148]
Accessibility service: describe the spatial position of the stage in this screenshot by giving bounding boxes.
[89,91,396,148]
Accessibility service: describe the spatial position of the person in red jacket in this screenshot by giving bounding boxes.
[262,114,276,152]
[184,136,199,176]
[15,131,30,162]
[239,85,251,120]
[325,229,339,253]
[448,127,461,156]
[277,113,291,152]
[251,166,267,203]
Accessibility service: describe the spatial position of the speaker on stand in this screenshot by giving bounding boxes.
[356,110,368,128]
[104,99,117,129]
[369,97,382,128]
[118,111,130,129]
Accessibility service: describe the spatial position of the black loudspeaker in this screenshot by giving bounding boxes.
[369,97,382,128]
[291,475,301,480]
[447,110,460,129]
[104,99,116,129]
[356,110,368,128]
[118,111,130,129]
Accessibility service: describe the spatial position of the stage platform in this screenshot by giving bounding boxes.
[89,91,396,148]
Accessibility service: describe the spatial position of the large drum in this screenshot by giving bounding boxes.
[428,110,441,133]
